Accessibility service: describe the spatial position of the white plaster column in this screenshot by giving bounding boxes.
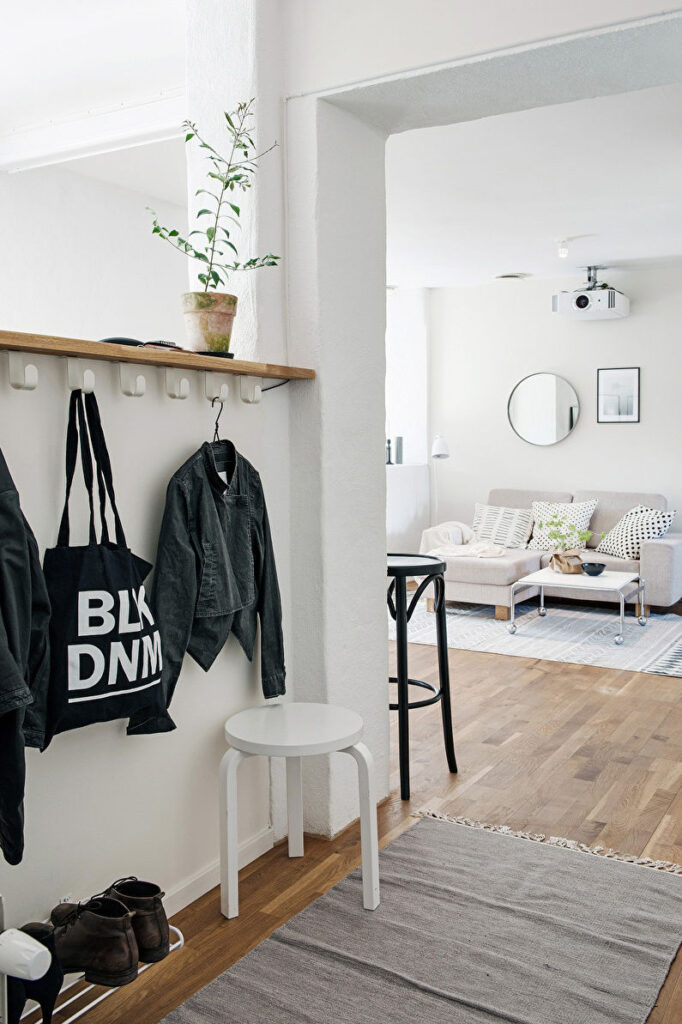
[287,97,390,834]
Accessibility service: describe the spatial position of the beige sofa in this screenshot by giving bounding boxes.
[431,489,682,620]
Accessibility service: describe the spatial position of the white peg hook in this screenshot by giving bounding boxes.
[119,364,146,398]
[67,358,95,393]
[205,372,229,403]
[239,376,262,404]
[7,351,38,390]
[165,368,190,400]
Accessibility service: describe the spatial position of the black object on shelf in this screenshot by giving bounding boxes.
[97,337,144,347]
[386,554,458,800]
[206,351,235,359]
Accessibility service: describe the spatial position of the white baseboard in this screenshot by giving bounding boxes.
[163,825,274,919]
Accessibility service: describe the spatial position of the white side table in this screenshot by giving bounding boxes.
[508,567,647,645]
[219,702,380,919]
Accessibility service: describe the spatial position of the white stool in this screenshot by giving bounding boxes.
[219,702,380,919]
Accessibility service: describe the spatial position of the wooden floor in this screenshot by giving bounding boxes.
[49,642,682,1023]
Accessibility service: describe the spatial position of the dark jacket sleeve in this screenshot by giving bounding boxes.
[256,493,286,699]
[0,491,42,721]
[0,638,32,718]
[21,518,52,750]
[127,478,196,735]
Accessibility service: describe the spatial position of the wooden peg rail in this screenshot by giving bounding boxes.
[0,330,315,382]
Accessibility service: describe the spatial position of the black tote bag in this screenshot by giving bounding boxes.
[42,391,165,740]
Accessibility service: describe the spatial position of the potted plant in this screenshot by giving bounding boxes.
[537,512,600,574]
[148,99,280,353]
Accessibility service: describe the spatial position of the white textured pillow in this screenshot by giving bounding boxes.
[528,499,598,550]
[597,505,676,560]
[473,503,533,548]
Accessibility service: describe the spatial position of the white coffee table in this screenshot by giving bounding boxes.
[508,567,647,645]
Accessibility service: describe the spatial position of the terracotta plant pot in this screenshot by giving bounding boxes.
[550,548,584,574]
[182,292,238,353]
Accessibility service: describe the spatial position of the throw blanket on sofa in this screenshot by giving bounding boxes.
[420,521,505,559]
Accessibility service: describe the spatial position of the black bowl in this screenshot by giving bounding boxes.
[581,562,606,577]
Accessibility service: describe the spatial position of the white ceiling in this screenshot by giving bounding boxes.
[66,138,188,208]
[0,0,185,133]
[386,83,682,287]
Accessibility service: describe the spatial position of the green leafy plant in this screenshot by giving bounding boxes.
[148,99,280,291]
[537,511,603,551]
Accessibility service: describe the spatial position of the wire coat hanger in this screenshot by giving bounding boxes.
[212,396,224,442]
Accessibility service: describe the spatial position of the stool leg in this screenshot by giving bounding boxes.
[435,576,458,774]
[345,742,380,910]
[395,576,411,800]
[219,747,247,919]
[286,756,304,857]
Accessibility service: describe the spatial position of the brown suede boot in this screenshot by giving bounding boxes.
[52,897,138,987]
[105,878,169,963]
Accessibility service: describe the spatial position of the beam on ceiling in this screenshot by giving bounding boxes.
[0,90,186,173]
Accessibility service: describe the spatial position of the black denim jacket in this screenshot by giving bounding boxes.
[128,441,285,734]
[0,449,51,864]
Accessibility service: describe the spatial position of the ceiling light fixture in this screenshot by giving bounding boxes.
[557,239,569,259]
[495,272,531,280]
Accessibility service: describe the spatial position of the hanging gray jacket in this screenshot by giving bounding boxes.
[127,441,285,734]
[0,449,51,865]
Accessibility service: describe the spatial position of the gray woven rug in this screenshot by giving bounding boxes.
[387,598,682,677]
[163,816,682,1024]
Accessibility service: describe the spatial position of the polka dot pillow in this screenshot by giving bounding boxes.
[596,505,677,560]
[527,499,598,551]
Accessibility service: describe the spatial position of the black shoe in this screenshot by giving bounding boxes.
[6,923,64,1024]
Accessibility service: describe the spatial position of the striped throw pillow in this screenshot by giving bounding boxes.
[472,503,533,548]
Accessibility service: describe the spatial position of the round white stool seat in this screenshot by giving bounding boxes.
[225,702,363,757]
[219,701,380,919]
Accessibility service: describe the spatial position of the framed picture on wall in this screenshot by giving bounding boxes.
[597,367,640,423]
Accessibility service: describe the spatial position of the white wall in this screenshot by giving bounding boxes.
[0,164,291,923]
[429,268,682,524]
[385,288,428,465]
[386,465,430,551]
[385,289,430,549]
[0,166,187,341]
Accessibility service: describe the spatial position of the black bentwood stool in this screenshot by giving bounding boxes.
[387,554,458,800]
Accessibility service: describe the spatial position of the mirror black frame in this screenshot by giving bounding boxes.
[507,372,580,446]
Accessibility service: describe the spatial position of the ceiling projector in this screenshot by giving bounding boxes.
[552,266,629,319]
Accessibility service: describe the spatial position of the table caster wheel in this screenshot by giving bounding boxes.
[615,635,624,645]
[508,624,517,634]
[538,608,547,617]
[638,616,647,626]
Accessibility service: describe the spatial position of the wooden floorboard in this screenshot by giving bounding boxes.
[51,643,682,1024]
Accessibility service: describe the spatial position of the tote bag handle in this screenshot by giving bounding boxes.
[57,391,98,547]
[83,392,128,550]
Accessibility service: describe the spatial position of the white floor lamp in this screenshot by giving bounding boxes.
[430,434,450,524]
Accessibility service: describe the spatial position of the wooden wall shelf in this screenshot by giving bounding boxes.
[0,330,315,382]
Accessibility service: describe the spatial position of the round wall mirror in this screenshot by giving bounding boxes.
[507,373,580,446]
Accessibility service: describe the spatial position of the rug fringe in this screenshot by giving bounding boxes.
[414,809,682,875]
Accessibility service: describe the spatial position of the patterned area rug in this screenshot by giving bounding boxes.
[388,597,682,677]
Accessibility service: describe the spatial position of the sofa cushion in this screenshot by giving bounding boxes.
[573,490,668,548]
[473,503,533,548]
[488,488,573,509]
[540,551,640,574]
[528,499,598,550]
[596,505,676,560]
[443,548,542,586]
